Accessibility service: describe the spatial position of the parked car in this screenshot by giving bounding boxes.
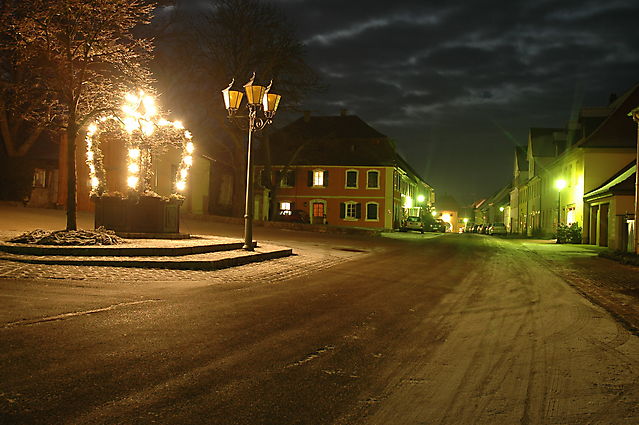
[401,216,425,233]
[477,224,490,234]
[489,222,507,235]
[275,209,309,223]
[423,217,445,232]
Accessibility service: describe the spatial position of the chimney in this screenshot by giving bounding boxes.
[303,110,311,122]
[340,109,348,117]
[608,93,618,105]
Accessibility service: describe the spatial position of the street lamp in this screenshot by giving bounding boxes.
[222,74,282,250]
[555,178,567,228]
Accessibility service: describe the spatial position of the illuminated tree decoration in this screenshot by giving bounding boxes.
[85,91,195,199]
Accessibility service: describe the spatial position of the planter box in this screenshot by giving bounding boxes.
[94,196,180,234]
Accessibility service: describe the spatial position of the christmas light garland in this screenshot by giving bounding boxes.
[85,91,195,198]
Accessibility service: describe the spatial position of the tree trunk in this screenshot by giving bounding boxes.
[66,121,78,231]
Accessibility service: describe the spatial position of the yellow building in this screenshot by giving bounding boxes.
[512,84,639,240]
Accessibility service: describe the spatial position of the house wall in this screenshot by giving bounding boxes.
[586,194,634,250]
[154,149,210,215]
[271,165,392,229]
[521,145,634,242]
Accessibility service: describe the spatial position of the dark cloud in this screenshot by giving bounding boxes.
[271,0,639,204]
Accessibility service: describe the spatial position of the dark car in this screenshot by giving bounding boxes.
[423,216,445,232]
[276,209,309,223]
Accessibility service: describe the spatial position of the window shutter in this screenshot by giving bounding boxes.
[355,203,361,219]
[289,170,296,186]
[323,170,329,187]
[340,202,345,219]
[307,171,313,186]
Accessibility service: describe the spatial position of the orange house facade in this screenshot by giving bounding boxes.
[255,113,434,230]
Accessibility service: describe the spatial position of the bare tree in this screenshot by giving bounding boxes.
[8,0,156,230]
[152,0,319,216]
[0,0,56,159]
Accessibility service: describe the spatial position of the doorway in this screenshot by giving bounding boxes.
[311,200,326,224]
[599,203,609,247]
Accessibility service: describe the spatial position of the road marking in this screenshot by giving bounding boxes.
[2,299,162,328]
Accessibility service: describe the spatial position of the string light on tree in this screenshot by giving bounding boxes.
[85,91,196,197]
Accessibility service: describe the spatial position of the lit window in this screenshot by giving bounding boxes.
[367,170,379,188]
[313,170,324,186]
[566,206,575,225]
[280,201,291,211]
[32,168,47,188]
[346,170,358,188]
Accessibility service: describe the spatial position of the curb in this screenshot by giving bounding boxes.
[0,241,249,257]
[0,248,294,270]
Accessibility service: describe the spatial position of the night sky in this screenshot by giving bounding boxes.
[268,0,639,205]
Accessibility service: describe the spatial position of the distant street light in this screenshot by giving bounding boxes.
[222,74,282,250]
[417,194,425,203]
[555,178,567,229]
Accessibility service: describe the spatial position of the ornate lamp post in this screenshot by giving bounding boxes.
[222,74,281,250]
[555,178,567,229]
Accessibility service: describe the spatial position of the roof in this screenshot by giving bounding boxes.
[277,115,387,140]
[529,128,565,157]
[576,83,639,148]
[394,153,430,186]
[261,115,397,167]
[484,183,512,207]
[584,160,636,199]
[515,145,528,172]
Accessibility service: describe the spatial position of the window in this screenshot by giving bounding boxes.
[367,170,379,188]
[345,170,358,188]
[33,168,47,188]
[346,202,357,219]
[308,170,328,187]
[340,201,361,220]
[280,201,291,211]
[279,170,296,187]
[366,202,379,221]
[566,206,576,225]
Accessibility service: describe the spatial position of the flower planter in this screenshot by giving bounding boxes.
[94,196,180,234]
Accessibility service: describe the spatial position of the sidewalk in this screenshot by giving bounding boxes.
[0,204,293,270]
[513,238,639,335]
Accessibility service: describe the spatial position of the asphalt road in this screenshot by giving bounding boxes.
[1,232,638,425]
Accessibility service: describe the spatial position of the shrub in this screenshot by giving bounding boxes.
[556,222,582,244]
